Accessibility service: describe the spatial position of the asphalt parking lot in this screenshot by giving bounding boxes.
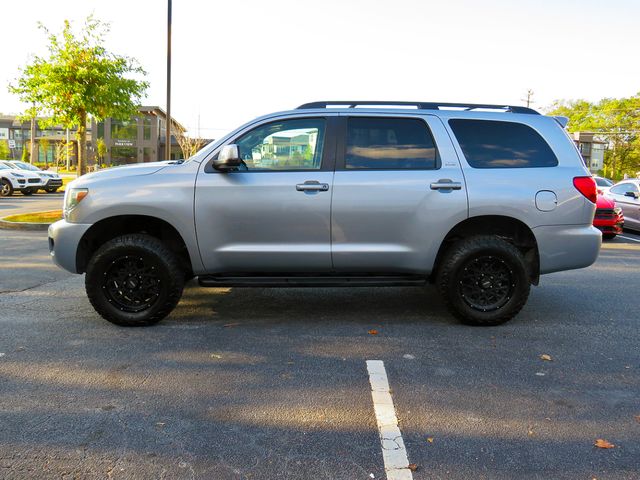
[1,222,639,479]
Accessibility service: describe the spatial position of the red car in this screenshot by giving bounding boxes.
[593,194,624,239]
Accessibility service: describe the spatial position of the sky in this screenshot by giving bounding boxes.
[1,0,639,139]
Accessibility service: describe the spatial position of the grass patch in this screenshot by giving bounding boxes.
[3,210,63,224]
[58,177,73,192]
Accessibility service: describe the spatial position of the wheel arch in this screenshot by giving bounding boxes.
[432,215,540,285]
[76,215,194,277]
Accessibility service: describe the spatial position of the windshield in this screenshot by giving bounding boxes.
[595,177,613,187]
[12,161,40,171]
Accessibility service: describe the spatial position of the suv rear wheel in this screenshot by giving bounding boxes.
[85,234,184,326]
[437,235,530,326]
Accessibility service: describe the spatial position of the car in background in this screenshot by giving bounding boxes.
[0,163,45,196]
[593,194,624,239]
[593,175,614,195]
[5,160,63,193]
[605,179,640,232]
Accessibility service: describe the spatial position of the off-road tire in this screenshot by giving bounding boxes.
[1,179,13,197]
[437,235,530,326]
[85,234,184,326]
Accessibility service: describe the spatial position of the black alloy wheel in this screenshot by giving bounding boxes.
[458,255,515,312]
[437,235,530,326]
[85,234,185,326]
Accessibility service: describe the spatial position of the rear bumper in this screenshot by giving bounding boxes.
[533,224,602,275]
[48,219,92,273]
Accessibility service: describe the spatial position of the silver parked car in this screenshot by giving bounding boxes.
[48,101,601,327]
[605,179,640,231]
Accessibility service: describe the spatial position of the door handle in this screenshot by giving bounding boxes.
[430,179,462,191]
[296,182,329,192]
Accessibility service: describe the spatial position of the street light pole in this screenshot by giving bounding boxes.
[166,0,172,161]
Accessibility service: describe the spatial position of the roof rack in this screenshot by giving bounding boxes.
[296,101,539,115]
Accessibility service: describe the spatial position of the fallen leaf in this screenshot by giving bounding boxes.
[223,322,241,328]
[210,353,222,359]
[634,415,640,423]
[594,439,615,449]
[426,437,434,443]
[407,463,418,471]
[368,329,378,335]
[540,354,553,361]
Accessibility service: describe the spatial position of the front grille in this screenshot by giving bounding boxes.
[27,178,40,184]
[595,208,615,218]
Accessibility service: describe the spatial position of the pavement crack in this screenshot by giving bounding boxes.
[0,278,63,295]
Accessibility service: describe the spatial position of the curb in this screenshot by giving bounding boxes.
[0,219,51,231]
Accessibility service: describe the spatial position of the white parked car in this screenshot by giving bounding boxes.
[0,162,45,196]
[4,160,63,193]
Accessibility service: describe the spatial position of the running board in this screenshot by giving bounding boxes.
[197,275,427,288]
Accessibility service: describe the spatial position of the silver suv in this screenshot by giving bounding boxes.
[48,101,601,327]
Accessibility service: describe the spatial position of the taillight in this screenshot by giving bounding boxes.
[573,176,597,203]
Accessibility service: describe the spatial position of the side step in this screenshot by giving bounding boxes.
[197,275,427,288]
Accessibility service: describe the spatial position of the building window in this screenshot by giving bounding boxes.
[111,146,138,165]
[112,119,137,141]
[143,117,152,141]
[143,147,153,162]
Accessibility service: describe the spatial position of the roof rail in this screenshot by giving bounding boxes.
[296,101,539,115]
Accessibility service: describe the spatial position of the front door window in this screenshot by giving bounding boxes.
[235,118,325,171]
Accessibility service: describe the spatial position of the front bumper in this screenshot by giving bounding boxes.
[593,211,624,236]
[533,224,602,275]
[48,219,92,273]
[44,178,63,188]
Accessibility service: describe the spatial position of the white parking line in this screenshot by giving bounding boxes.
[619,235,640,243]
[366,360,414,480]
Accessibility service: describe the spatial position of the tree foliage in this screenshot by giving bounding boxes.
[547,94,640,179]
[96,137,107,164]
[9,16,149,175]
[0,140,10,159]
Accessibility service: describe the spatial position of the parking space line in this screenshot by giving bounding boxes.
[366,360,414,480]
[619,235,640,243]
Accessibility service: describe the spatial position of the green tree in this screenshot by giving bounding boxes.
[96,137,107,164]
[21,144,29,162]
[0,140,10,159]
[9,16,148,176]
[547,94,640,179]
[38,137,50,165]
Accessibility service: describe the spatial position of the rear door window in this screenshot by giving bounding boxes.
[345,117,439,170]
[449,119,558,168]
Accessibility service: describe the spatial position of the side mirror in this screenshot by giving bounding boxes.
[624,191,639,199]
[213,144,242,171]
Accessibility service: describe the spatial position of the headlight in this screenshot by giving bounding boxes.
[13,172,24,178]
[64,188,89,218]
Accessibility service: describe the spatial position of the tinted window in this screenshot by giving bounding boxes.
[449,119,558,168]
[610,183,638,195]
[345,117,438,169]
[235,118,325,171]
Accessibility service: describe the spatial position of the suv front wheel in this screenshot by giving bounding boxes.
[85,234,185,326]
[437,235,530,326]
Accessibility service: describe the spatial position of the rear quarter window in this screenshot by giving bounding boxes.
[449,119,558,168]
